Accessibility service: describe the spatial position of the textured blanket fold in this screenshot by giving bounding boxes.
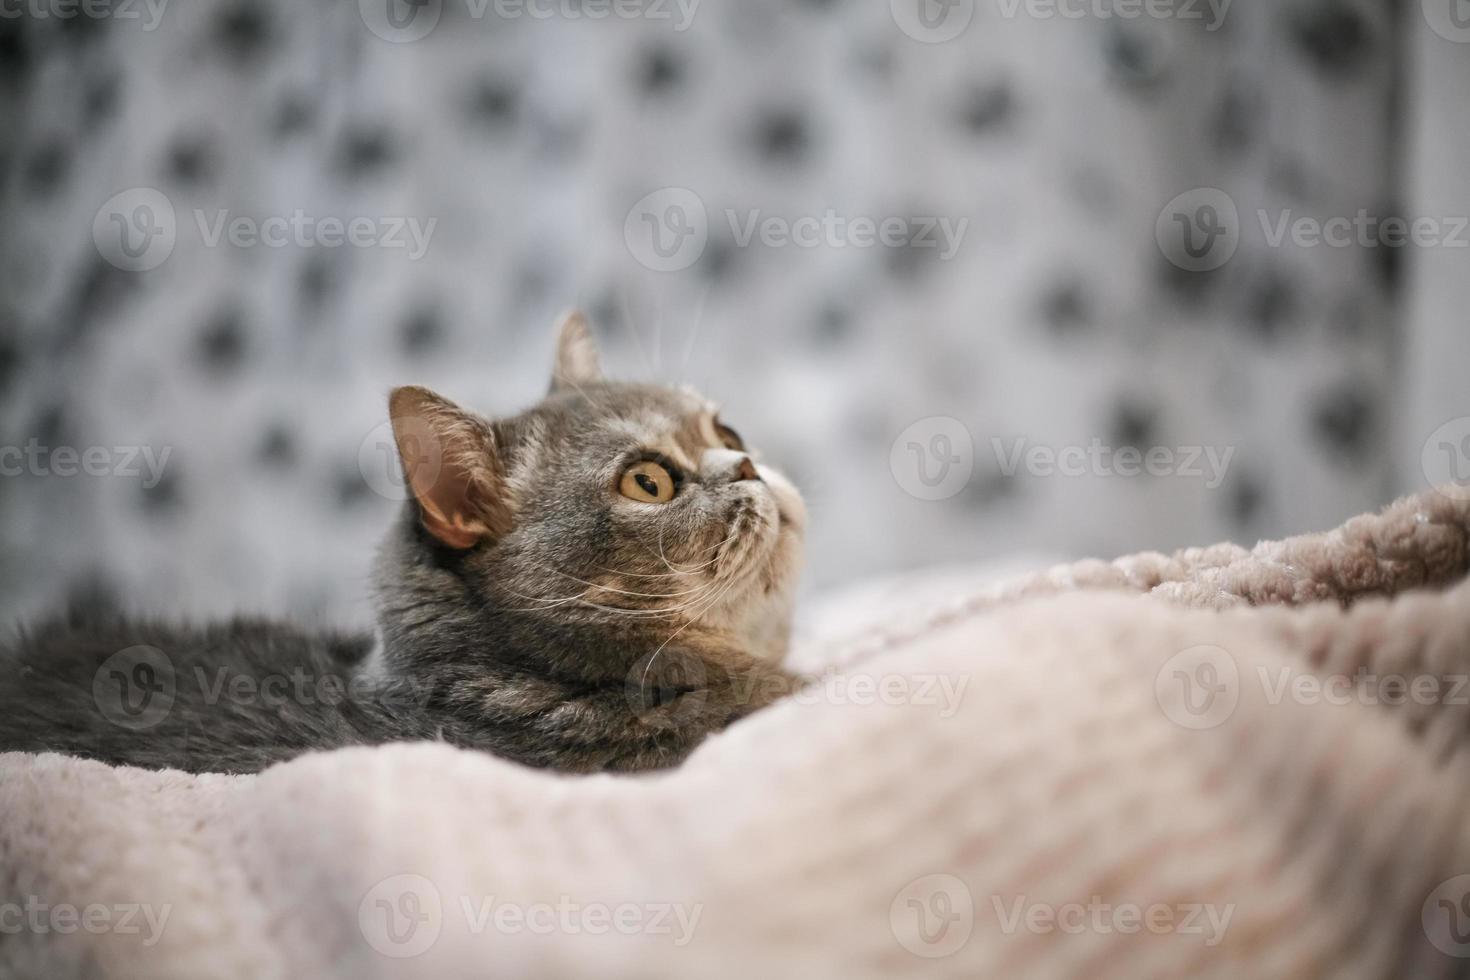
[5,491,1470,979]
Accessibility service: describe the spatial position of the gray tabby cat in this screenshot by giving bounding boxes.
[0,313,806,774]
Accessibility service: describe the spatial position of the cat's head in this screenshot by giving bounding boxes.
[379,312,805,667]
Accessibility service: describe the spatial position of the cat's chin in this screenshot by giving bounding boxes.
[712,464,806,663]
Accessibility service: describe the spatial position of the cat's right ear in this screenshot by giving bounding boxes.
[549,310,603,393]
[388,386,513,550]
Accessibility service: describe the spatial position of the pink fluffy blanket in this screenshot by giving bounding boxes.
[4,491,1470,979]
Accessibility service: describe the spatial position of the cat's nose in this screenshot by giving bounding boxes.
[734,456,761,483]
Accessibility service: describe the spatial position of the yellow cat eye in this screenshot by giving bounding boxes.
[620,460,677,504]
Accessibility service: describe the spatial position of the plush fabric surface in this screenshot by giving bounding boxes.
[5,491,1470,979]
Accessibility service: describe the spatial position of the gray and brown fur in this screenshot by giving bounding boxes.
[0,313,806,774]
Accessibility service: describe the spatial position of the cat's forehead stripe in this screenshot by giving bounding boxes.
[599,409,720,471]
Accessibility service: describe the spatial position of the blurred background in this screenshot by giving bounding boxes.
[1,0,1467,628]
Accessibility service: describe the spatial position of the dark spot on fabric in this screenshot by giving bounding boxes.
[61,257,136,349]
[813,305,852,346]
[167,131,218,186]
[257,424,297,467]
[24,137,71,197]
[1105,27,1167,92]
[1213,83,1257,156]
[297,255,336,313]
[958,82,1014,135]
[1268,155,1311,200]
[588,293,624,337]
[1229,472,1265,528]
[1375,220,1403,292]
[1243,270,1295,341]
[855,42,894,81]
[336,125,396,177]
[335,464,373,508]
[883,234,937,282]
[0,324,18,388]
[214,0,274,66]
[753,109,810,165]
[274,94,315,139]
[639,46,683,95]
[0,21,31,86]
[1286,0,1371,77]
[1040,278,1089,336]
[465,77,518,129]
[33,403,69,448]
[699,237,736,282]
[533,118,584,161]
[1312,383,1375,462]
[64,570,122,620]
[400,307,444,357]
[83,70,122,128]
[140,467,183,516]
[197,307,248,374]
[961,466,1016,510]
[1109,400,1158,452]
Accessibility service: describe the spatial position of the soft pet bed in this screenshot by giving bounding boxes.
[4,491,1470,979]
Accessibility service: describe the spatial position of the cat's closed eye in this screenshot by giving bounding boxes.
[714,420,744,452]
[620,460,677,503]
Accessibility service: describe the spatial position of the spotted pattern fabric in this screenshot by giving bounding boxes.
[0,0,1456,626]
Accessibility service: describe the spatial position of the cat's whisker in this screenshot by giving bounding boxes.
[528,562,716,600]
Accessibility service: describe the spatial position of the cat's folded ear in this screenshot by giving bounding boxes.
[549,310,603,393]
[388,386,513,550]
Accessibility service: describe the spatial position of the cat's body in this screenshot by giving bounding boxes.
[0,314,805,774]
